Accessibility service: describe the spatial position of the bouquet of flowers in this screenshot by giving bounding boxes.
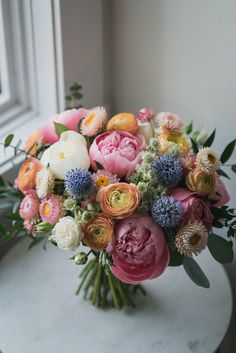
[1,100,236,309]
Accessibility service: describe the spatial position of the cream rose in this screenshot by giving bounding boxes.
[51,216,83,250]
[40,131,90,179]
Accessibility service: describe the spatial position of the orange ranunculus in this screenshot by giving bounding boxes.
[83,214,113,252]
[97,182,140,219]
[186,168,217,195]
[24,129,46,156]
[107,113,139,135]
[159,132,190,156]
[17,157,42,193]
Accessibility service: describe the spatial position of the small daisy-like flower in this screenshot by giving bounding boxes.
[19,191,40,220]
[175,221,208,256]
[196,148,220,174]
[39,194,65,225]
[36,167,55,198]
[92,170,119,189]
[151,196,183,228]
[81,106,107,136]
[152,155,183,185]
[157,112,183,134]
[65,168,94,198]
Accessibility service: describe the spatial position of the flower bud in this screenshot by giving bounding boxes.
[74,252,88,265]
[196,130,208,145]
[36,221,53,233]
[64,197,77,211]
[87,203,99,212]
[137,182,147,192]
[81,211,93,221]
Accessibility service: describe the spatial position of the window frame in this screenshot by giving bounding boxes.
[0,0,64,174]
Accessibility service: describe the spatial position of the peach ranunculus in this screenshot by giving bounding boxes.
[108,214,170,284]
[41,108,89,144]
[89,131,146,178]
[17,157,42,194]
[24,129,46,155]
[171,188,213,231]
[97,183,140,219]
[186,168,217,195]
[211,176,230,208]
[107,113,139,135]
[83,214,113,252]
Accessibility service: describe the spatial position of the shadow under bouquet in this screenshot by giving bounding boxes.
[1,105,236,309]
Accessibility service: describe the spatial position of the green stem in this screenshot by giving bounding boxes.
[107,271,120,310]
[91,262,102,305]
[83,261,98,298]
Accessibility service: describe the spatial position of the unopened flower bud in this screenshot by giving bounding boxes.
[74,252,88,265]
[137,181,147,192]
[81,211,93,221]
[64,197,77,211]
[196,130,208,145]
[36,221,53,233]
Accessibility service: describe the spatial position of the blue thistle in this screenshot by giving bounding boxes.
[152,155,183,185]
[65,168,93,198]
[151,196,183,228]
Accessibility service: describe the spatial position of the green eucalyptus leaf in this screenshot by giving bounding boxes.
[183,257,210,288]
[231,164,236,173]
[217,168,230,179]
[221,139,236,163]
[168,248,184,266]
[54,122,69,137]
[4,134,14,147]
[184,122,193,135]
[203,128,216,147]
[190,138,199,153]
[208,233,234,264]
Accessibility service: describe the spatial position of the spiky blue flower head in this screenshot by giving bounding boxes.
[152,155,183,185]
[151,196,183,228]
[65,168,93,198]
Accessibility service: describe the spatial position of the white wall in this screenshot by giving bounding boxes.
[60,0,110,108]
[111,0,236,200]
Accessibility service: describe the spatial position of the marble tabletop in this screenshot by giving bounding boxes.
[0,238,232,353]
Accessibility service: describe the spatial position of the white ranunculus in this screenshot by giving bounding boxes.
[51,216,83,251]
[40,131,90,179]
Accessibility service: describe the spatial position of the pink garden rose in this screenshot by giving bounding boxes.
[89,131,146,177]
[171,188,213,231]
[212,177,230,208]
[108,215,170,284]
[41,108,89,144]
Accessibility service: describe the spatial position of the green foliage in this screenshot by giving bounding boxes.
[65,82,83,110]
[220,139,236,163]
[217,168,230,179]
[168,248,184,266]
[190,138,199,153]
[184,122,193,135]
[54,122,69,137]
[183,257,210,288]
[208,233,234,264]
[4,134,14,147]
[232,164,236,173]
[203,128,216,147]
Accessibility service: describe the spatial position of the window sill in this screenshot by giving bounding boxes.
[0,110,47,175]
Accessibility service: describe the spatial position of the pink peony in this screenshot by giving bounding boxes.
[19,190,40,220]
[41,108,89,144]
[211,177,230,208]
[108,215,170,284]
[89,131,146,178]
[171,188,213,231]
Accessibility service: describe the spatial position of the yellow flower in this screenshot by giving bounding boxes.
[159,132,190,156]
[83,214,113,252]
[186,168,217,195]
[97,182,140,219]
[107,113,138,135]
[96,175,110,188]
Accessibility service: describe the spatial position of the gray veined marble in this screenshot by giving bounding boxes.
[0,239,232,353]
